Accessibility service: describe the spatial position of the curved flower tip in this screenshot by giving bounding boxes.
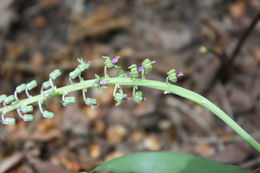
[112,56,120,64]
[176,72,184,77]
[151,60,156,64]
[99,80,109,85]
[137,66,144,72]
[123,96,131,101]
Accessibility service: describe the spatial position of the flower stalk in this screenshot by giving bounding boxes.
[0,57,259,152]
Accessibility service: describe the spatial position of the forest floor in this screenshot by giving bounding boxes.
[0,0,259,172]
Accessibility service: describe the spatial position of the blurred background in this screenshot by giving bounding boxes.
[0,0,259,172]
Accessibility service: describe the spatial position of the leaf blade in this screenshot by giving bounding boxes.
[93,152,250,173]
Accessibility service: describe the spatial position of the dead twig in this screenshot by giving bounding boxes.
[228,11,260,68]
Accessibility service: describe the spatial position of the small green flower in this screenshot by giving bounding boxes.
[42,81,52,89]
[43,111,55,119]
[2,117,16,125]
[85,98,98,110]
[102,56,119,69]
[16,84,26,93]
[94,74,108,89]
[114,88,127,106]
[23,114,34,121]
[166,69,177,83]
[21,105,33,113]
[85,98,97,105]
[77,58,90,72]
[43,88,56,97]
[4,95,15,105]
[62,96,76,106]
[200,46,210,53]
[128,64,139,78]
[69,68,82,80]
[133,91,143,104]
[116,69,128,77]
[0,95,7,103]
[49,69,62,80]
[141,58,156,74]
[26,80,38,90]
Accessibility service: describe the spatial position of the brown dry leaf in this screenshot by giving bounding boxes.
[88,141,102,159]
[30,52,45,65]
[194,143,215,157]
[71,9,131,42]
[0,153,24,173]
[92,119,106,134]
[143,134,162,151]
[106,124,127,144]
[6,43,26,59]
[83,106,102,120]
[96,86,114,105]
[31,129,61,142]
[27,157,70,173]
[59,152,81,172]
[33,16,47,28]
[229,0,246,20]
[133,99,156,117]
[9,166,25,173]
[117,47,135,58]
[62,104,89,136]
[0,0,16,31]
[252,48,260,61]
[166,129,178,142]
[144,0,161,3]
[105,151,124,161]
[211,144,250,164]
[221,133,234,141]
[38,118,58,132]
[79,156,99,172]
[131,130,145,142]
[39,0,59,8]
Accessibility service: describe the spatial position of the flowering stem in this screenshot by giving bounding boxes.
[0,77,259,152]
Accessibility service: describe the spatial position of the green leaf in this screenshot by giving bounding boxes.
[93,152,250,173]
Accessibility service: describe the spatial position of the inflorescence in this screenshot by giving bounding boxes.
[0,56,183,125]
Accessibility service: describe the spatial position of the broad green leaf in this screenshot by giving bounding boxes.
[93,152,250,173]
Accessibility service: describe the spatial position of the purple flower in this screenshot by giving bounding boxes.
[176,72,184,77]
[123,96,131,101]
[99,80,109,85]
[138,66,144,72]
[112,56,120,64]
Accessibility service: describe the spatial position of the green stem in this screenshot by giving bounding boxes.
[0,77,259,152]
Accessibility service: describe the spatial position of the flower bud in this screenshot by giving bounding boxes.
[49,69,62,80]
[3,117,16,125]
[77,63,90,72]
[141,58,155,74]
[21,105,33,113]
[43,88,55,97]
[26,80,38,90]
[0,95,7,103]
[43,111,54,119]
[42,81,51,89]
[62,97,76,106]
[85,98,97,106]
[69,68,81,79]
[23,114,34,121]
[16,84,26,93]
[133,91,143,104]
[4,95,15,104]
[167,69,177,83]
